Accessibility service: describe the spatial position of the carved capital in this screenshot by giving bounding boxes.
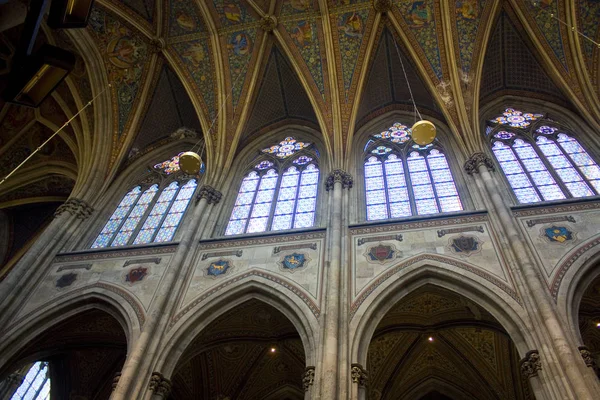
[196,185,222,204]
[579,346,597,369]
[373,0,392,13]
[520,350,541,379]
[325,169,353,191]
[302,366,315,391]
[54,198,94,220]
[351,363,368,387]
[111,372,121,391]
[148,372,172,397]
[464,152,495,175]
[260,15,278,32]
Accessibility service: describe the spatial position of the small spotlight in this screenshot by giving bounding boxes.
[3,44,75,107]
[48,0,96,29]
[270,347,276,353]
[596,322,600,328]
[428,336,434,342]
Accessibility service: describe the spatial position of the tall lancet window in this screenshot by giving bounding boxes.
[364,122,462,221]
[225,137,320,235]
[488,108,600,204]
[10,361,51,400]
[91,153,199,248]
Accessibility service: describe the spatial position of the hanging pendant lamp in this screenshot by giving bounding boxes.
[411,120,436,146]
[179,151,203,175]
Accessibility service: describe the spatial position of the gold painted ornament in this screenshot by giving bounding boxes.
[179,151,202,175]
[411,120,436,145]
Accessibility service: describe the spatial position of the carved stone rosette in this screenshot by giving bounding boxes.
[520,350,541,379]
[302,366,315,391]
[464,152,495,175]
[325,169,353,191]
[350,363,368,387]
[260,15,277,32]
[54,198,94,220]
[148,372,172,397]
[196,185,222,204]
[578,346,597,369]
[373,0,392,13]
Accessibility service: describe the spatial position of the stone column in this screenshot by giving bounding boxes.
[319,170,352,399]
[111,186,221,400]
[303,366,315,400]
[0,198,94,325]
[465,153,599,399]
[147,372,171,400]
[350,364,368,400]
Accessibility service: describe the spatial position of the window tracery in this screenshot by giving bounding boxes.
[11,361,50,400]
[364,122,462,221]
[488,108,600,204]
[226,136,319,235]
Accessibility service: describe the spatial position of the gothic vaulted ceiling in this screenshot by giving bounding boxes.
[1,0,599,215]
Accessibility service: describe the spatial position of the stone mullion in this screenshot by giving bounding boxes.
[0,199,94,327]
[111,186,222,400]
[465,153,600,399]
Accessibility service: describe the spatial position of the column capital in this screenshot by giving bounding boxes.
[302,366,315,391]
[464,152,495,175]
[54,198,94,220]
[325,169,353,191]
[148,372,172,397]
[519,350,541,379]
[578,346,597,369]
[196,185,222,204]
[111,371,121,391]
[350,363,368,387]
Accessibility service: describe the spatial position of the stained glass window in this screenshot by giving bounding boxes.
[490,113,600,203]
[374,122,411,143]
[490,108,543,129]
[154,153,183,175]
[226,154,319,235]
[92,179,197,248]
[364,142,462,221]
[11,361,50,400]
[262,137,311,159]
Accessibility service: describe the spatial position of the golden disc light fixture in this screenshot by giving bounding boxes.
[411,120,437,146]
[179,151,202,175]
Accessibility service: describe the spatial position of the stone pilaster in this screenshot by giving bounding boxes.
[350,364,368,387]
[196,185,222,204]
[148,372,172,398]
[54,198,94,220]
[325,169,353,191]
[463,152,495,175]
[302,366,315,392]
[520,350,541,379]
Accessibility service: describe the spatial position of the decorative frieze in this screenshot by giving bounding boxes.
[123,257,161,267]
[273,243,317,254]
[54,198,94,220]
[437,225,484,237]
[526,215,575,228]
[56,263,92,272]
[350,364,368,387]
[197,185,222,204]
[357,234,403,246]
[148,372,172,397]
[302,366,315,391]
[325,169,353,191]
[464,153,495,175]
[578,346,597,369]
[520,350,541,379]
[202,250,243,260]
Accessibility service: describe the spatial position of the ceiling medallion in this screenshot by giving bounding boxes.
[260,15,278,32]
[373,0,392,13]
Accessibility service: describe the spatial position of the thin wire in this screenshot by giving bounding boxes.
[189,56,253,153]
[0,84,112,187]
[391,36,423,121]
[532,1,600,49]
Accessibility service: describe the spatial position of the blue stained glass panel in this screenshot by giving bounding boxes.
[439,196,463,212]
[546,155,572,169]
[564,181,593,198]
[255,188,276,203]
[112,232,132,246]
[590,180,600,192]
[407,157,428,172]
[367,204,388,220]
[413,185,435,199]
[514,188,541,203]
[297,197,316,211]
[427,155,449,170]
[281,172,300,187]
[555,168,583,183]
[386,174,407,188]
[570,153,594,166]
[250,203,271,217]
[241,177,260,192]
[506,174,533,189]
[101,220,121,234]
[163,213,183,226]
[275,200,295,215]
[259,177,278,190]
[155,227,177,242]
[513,144,539,159]
[388,187,410,203]
[366,177,385,191]
[581,166,600,179]
[122,217,140,231]
[93,235,111,248]
[558,138,584,154]
[235,192,255,205]
[498,161,524,175]
[415,199,438,215]
[493,148,517,162]
[134,230,154,245]
[365,163,383,177]
[170,200,189,212]
[231,205,251,219]
[298,185,316,198]
[537,185,566,201]
[430,169,453,182]
[225,220,245,235]
[272,214,292,231]
[434,182,459,197]
[300,171,319,185]
[520,158,546,172]
[390,202,411,218]
[537,143,562,157]
[385,160,404,175]
[529,170,556,185]
[247,217,268,233]
[278,187,297,200]
[410,172,431,184]
[294,212,314,228]
[366,190,386,204]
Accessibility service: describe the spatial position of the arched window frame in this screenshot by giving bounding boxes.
[486,109,600,204]
[362,130,463,221]
[224,140,321,236]
[90,174,199,248]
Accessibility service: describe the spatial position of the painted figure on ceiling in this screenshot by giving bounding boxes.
[229,32,251,56]
[341,12,363,38]
[224,3,242,23]
[181,42,206,67]
[291,21,313,47]
[408,1,431,27]
[176,12,196,31]
[457,0,478,19]
[286,0,311,11]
